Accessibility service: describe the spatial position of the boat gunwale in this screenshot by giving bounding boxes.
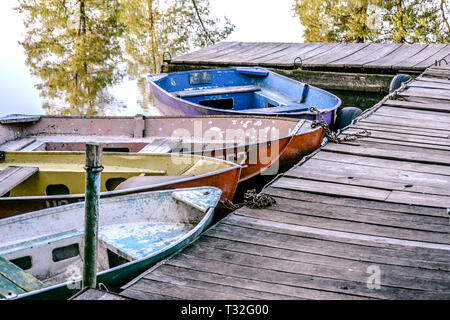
[0,186,219,227]
[1,114,323,122]
[3,186,221,300]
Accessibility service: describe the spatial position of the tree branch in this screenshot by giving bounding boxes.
[148,0,157,73]
[191,0,213,45]
[441,0,450,33]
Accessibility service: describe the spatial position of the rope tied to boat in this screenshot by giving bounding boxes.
[309,106,370,143]
[243,189,277,209]
[98,283,109,292]
[220,189,276,211]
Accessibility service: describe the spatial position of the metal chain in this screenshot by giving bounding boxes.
[309,106,370,143]
[219,108,373,212]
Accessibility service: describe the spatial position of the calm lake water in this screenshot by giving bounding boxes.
[0,1,384,118]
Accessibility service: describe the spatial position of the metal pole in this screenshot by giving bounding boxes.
[82,143,103,289]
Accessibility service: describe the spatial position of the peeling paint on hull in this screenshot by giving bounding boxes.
[0,187,221,300]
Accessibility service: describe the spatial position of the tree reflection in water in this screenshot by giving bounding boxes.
[16,0,234,116]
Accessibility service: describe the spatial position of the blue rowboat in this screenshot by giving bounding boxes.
[0,187,221,300]
[148,67,341,126]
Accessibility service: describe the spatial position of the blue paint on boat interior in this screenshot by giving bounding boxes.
[148,67,341,115]
[98,222,194,260]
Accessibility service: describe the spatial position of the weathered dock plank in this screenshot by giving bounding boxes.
[393,44,448,70]
[118,64,450,300]
[302,43,370,68]
[166,42,450,93]
[256,42,328,66]
[327,43,400,68]
[169,41,449,73]
[364,44,428,69]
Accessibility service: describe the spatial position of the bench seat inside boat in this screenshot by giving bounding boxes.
[0,230,84,256]
[138,137,182,153]
[0,166,39,196]
[172,85,261,98]
[0,256,45,298]
[98,222,194,260]
[242,104,310,114]
[114,175,194,191]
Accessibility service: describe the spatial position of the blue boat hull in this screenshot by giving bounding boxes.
[148,67,341,126]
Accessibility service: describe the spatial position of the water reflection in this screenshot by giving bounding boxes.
[15,0,234,116]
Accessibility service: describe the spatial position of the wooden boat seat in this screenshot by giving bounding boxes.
[0,256,45,298]
[172,85,261,98]
[19,140,46,151]
[0,166,39,197]
[0,230,83,256]
[138,137,182,153]
[98,222,194,260]
[0,138,42,152]
[0,114,41,124]
[253,86,309,108]
[242,104,309,114]
[114,175,194,191]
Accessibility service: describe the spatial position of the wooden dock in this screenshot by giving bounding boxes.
[118,63,450,300]
[165,42,450,92]
[168,41,450,73]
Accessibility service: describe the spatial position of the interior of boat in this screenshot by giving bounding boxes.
[0,115,307,152]
[152,68,340,113]
[0,152,232,198]
[0,187,219,298]
[0,116,314,174]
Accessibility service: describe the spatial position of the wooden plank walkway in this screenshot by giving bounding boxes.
[118,64,450,300]
[169,42,450,73]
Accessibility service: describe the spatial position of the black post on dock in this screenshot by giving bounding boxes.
[82,143,103,289]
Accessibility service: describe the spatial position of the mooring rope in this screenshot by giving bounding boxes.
[220,189,276,211]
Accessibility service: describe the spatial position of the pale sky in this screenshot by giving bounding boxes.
[0,0,305,116]
[0,0,42,116]
[210,0,305,42]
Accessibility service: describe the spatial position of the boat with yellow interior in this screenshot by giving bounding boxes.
[0,151,240,219]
